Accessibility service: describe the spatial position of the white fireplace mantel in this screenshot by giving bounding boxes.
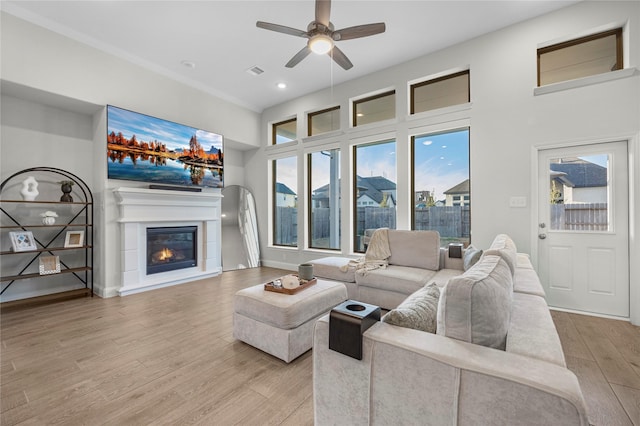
[114,186,222,223]
[113,187,222,296]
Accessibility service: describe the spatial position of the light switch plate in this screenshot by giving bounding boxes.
[509,196,527,208]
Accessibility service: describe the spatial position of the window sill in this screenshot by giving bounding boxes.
[302,130,344,144]
[265,139,298,152]
[534,68,638,96]
[406,102,472,122]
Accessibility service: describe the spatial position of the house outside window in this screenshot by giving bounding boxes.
[538,28,623,86]
[272,118,297,144]
[353,91,395,127]
[549,155,609,231]
[353,139,397,252]
[308,106,340,137]
[412,128,470,247]
[273,156,297,246]
[410,70,470,114]
[309,149,341,250]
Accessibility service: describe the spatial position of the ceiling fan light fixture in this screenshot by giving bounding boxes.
[309,34,334,55]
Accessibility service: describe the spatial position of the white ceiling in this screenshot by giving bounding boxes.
[2,1,579,112]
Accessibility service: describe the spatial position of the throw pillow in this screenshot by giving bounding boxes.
[382,282,440,333]
[463,245,483,271]
[437,255,513,349]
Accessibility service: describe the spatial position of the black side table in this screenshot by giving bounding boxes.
[329,300,381,360]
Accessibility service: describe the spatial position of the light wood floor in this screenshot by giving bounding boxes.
[1,267,638,425]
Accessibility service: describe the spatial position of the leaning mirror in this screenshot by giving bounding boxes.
[221,185,260,271]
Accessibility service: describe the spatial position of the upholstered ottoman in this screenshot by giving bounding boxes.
[233,279,347,362]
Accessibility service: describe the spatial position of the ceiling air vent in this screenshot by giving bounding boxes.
[246,66,264,76]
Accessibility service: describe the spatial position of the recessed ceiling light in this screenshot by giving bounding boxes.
[277,82,287,89]
[180,60,196,69]
[356,113,364,117]
[422,140,433,146]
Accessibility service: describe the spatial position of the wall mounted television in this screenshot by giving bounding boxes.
[107,105,224,188]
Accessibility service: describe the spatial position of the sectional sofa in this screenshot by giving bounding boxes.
[310,231,589,425]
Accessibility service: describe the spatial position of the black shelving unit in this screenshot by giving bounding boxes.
[0,167,93,306]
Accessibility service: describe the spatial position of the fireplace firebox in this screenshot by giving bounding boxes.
[146,226,197,275]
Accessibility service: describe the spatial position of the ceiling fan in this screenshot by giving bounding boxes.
[256,0,385,70]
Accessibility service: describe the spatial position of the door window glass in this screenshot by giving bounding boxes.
[549,154,609,231]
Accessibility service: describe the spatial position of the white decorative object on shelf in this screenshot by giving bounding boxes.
[9,231,37,252]
[40,210,58,225]
[39,255,61,275]
[281,274,300,289]
[64,230,84,248]
[20,176,39,201]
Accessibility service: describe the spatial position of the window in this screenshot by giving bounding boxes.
[308,106,340,136]
[273,156,297,246]
[410,70,470,114]
[538,28,622,86]
[308,149,341,249]
[272,118,297,144]
[353,140,397,252]
[549,154,609,231]
[353,91,395,127]
[412,128,470,247]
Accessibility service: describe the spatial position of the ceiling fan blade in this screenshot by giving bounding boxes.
[330,45,353,70]
[256,21,308,38]
[286,46,312,68]
[333,23,386,41]
[315,0,331,27]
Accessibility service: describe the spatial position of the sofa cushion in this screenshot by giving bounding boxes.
[429,268,463,289]
[507,292,565,366]
[485,234,518,276]
[437,255,513,350]
[309,256,356,283]
[356,265,436,295]
[387,230,440,270]
[382,282,440,333]
[513,267,546,298]
[463,245,483,271]
[517,252,534,269]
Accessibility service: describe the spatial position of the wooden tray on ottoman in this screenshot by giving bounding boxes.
[264,276,317,295]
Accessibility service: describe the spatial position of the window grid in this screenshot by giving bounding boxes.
[352,91,396,127]
[308,106,340,137]
[272,118,297,145]
[537,28,623,87]
[410,70,470,115]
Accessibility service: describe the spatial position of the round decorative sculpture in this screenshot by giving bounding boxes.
[281,274,300,290]
[40,210,58,225]
[20,176,39,201]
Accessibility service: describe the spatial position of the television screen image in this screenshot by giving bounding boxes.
[107,105,224,188]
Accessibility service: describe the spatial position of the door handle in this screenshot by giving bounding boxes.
[538,233,547,240]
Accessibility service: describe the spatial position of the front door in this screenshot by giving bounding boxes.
[537,141,629,317]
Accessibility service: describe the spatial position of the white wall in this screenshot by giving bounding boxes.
[1,11,260,298]
[0,95,99,300]
[247,1,640,321]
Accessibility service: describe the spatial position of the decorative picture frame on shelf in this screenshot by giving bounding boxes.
[64,230,84,248]
[9,231,37,252]
[39,255,60,275]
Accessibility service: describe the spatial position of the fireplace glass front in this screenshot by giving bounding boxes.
[146,226,197,275]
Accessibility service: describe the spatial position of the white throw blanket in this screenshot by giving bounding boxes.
[340,228,391,273]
